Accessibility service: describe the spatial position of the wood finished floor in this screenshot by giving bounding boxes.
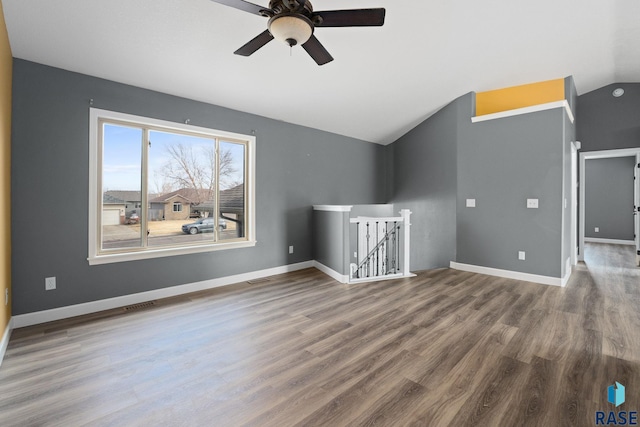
[1,243,639,426]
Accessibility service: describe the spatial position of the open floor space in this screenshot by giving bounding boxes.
[1,243,638,426]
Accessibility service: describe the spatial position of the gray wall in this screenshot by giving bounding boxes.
[11,60,386,315]
[457,105,566,278]
[577,83,640,152]
[577,83,639,253]
[584,157,636,240]
[387,95,461,270]
[312,210,349,275]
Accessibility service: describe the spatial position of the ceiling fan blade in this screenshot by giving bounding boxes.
[302,35,334,66]
[209,0,271,17]
[314,8,386,27]
[234,30,274,56]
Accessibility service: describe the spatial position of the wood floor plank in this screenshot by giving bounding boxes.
[447,355,529,426]
[406,321,518,426]
[1,242,638,426]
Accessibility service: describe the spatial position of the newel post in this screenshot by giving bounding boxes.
[400,209,412,275]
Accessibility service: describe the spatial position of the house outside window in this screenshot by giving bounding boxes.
[88,108,256,265]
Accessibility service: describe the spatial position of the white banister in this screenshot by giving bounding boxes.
[348,210,415,283]
[400,209,412,276]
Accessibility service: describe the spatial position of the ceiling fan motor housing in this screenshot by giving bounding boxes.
[269,0,314,15]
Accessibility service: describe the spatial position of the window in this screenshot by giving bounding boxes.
[89,108,255,265]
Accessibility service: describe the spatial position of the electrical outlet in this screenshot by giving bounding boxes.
[354,252,357,258]
[595,227,599,233]
[466,199,476,208]
[518,251,526,260]
[45,277,56,291]
[527,199,539,209]
[288,246,294,254]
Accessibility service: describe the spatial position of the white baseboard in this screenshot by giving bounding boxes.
[313,261,349,284]
[450,262,567,287]
[584,238,635,246]
[0,317,13,368]
[13,261,314,329]
[561,258,572,288]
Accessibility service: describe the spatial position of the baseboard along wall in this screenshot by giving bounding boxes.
[12,261,314,329]
[0,317,13,368]
[450,261,570,287]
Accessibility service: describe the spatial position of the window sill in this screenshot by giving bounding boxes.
[88,240,257,265]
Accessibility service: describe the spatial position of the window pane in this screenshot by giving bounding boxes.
[101,123,143,250]
[219,141,246,240]
[147,130,217,247]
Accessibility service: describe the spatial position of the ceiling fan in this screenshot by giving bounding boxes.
[209,0,386,65]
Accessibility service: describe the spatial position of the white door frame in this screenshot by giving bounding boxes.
[579,147,640,261]
[570,143,578,265]
[635,156,640,266]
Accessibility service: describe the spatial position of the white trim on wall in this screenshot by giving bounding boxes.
[584,238,636,246]
[312,205,353,212]
[313,261,349,284]
[13,262,313,329]
[0,318,13,368]
[579,148,640,261]
[471,100,575,124]
[450,261,569,287]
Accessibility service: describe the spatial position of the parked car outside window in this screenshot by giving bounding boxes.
[181,217,227,235]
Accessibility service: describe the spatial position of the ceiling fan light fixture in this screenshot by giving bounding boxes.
[268,15,313,47]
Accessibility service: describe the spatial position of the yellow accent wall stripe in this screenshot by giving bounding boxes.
[476,78,565,117]
[0,1,12,340]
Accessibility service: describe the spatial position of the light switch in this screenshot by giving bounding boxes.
[527,199,539,209]
[518,251,526,260]
[466,199,476,208]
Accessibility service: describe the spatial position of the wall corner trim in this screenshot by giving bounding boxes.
[313,261,349,284]
[313,205,353,212]
[0,317,14,368]
[12,261,314,329]
[450,261,568,287]
[471,100,574,124]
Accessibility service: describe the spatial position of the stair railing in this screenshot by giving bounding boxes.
[349,209,412,282]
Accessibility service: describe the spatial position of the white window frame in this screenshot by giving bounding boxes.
[173,202,183,212]
[88,108,256,265]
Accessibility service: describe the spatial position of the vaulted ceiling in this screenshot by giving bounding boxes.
[2,0,638,144]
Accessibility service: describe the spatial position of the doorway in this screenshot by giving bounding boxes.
[579,148,640,265]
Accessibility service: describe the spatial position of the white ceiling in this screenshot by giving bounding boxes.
[2,0,638,144]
